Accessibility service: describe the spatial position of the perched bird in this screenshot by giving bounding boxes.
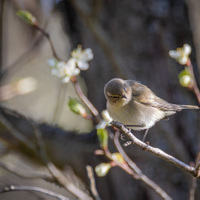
[104,78,199,140]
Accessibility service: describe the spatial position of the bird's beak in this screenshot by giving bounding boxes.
[122,95,127,99]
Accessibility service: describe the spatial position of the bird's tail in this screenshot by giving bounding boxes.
[179,105,199,110]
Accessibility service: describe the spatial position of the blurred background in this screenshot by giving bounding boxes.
[0,0,200,199]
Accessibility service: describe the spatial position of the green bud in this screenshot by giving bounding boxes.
[68,98,87,117]
[178,68,191,87]
[97,128,108,149]
[95,163,111,177]
[17,10,37,25]
[111,153,125,163]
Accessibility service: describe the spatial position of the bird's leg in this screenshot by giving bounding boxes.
[142,129,149,142]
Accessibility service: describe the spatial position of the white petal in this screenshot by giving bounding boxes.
[102,110,112,123]
[73,68,80,76]
[48,59,56,67]
[77,61,89,70]
[169,50,181,59]
[96,120,107,129]
[183,44,191,55]
[179,56,188,65]
[71,46,82,58]
[51,69,60,77]
[82,48,93,61]
[61,76,70,83]
[67,58,76,68]
[57,61,66,69]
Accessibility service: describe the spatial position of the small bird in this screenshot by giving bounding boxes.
[104,78,199,140]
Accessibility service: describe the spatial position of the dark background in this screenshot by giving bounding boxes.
[0,0,200,199]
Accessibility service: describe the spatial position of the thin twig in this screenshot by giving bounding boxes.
[0,161,53,182]
[47,163,92,200]
[100,131,172,199]
[71,76,101,123]
[34,24,62,61]
[189,177,197,200]
[113,131,172,200]
[113,131,143,177]
[111,121,200,178]
[187,58,200,104]
[0,185,70,200]
[186,58,200,199]
[32,125,92,200]
[86,165,101,200]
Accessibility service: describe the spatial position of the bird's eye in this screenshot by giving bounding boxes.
[111,95,120,99]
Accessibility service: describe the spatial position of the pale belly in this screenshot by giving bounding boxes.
[107,102,165,130]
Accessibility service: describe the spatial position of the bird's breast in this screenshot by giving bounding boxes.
[107,101,165,130]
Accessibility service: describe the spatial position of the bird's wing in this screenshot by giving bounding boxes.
[140,96,182,111]
[128,80,182,111]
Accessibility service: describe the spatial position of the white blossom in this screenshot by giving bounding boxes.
[96,110,113,129]
[71,46,93,70]
[102,110,113,123]
[169,44,191,65]
[48,58,80,83]
[48,45,93,83]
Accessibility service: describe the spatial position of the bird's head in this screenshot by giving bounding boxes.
[104,78,132,106]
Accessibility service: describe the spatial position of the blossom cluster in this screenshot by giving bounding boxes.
[169,44,191,65]
[169,44,192,87]
[48,45,93,83]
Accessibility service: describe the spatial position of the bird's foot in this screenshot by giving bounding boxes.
[120,133,126,140]
[120,134,132,146]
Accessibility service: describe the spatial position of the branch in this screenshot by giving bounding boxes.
[32,125,92,200]
[185,58,200,199]
[0,162,53,182]
[47,163,92,200]
[34,24,62,61]
[187,58,200,104]
[0,185,70,200]
[0,114,92,200]
[71,76,101,123]
[111,121,200,178]
[113,131,172,200]
[86,165,101,200]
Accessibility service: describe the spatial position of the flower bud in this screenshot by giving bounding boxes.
[97,128,108,149]
[111,153,125,163]
[68,98,87,117]
[169,44,191,65]
[178,68,191,87]
[179,75,191,87]
[95,163,111,177]
[17,10,37,25]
